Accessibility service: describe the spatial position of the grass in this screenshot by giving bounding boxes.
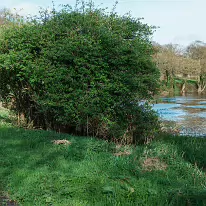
[0,107,206,205]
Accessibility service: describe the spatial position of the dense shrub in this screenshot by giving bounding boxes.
[0,1,160,143]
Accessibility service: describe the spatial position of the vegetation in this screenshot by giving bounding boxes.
[153,42,206,94]
[0,107,206,205]
[0,2,160,143]
[0,2,205,206]
[186,41,206,93]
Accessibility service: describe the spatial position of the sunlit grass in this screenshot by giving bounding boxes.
[0,107,206,205]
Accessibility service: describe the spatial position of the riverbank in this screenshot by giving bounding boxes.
[0,107,206,205]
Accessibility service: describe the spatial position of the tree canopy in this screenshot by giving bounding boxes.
[0,2,160,143]
[153,41,206,94]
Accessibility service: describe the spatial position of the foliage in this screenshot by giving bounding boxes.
[114,103,160,144]
[0,8,24,28]
[186,41,206,93]
[0,8,15,25]
[0,1,160,143]
[153,43,204,94]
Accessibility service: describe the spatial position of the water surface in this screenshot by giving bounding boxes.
[153,94,206,137]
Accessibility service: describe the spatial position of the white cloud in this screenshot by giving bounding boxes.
[172,34,205,46]
[2,0,205,46]
[11,2,41,16]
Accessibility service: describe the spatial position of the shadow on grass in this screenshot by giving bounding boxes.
[0,126,117,205]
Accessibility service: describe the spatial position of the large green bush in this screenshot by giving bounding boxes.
[0,2,160,143]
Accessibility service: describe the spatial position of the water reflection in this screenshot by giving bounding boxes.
[153,94,206,137]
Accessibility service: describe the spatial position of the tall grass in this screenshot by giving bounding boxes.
[0,107,206,205]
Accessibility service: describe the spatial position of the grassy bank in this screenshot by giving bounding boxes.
[0,107,206,206]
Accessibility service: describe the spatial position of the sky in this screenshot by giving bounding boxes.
[0,0,205,47]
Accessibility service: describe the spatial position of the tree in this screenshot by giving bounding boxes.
[0,1,160,143]
[186,41,206,93]
[153,43,201,93]
[163,43,185,56]
[0,8,23,26]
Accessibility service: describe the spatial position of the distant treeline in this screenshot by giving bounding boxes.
[153,41,206,94]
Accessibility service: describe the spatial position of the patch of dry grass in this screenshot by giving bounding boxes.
[142,157,167,171]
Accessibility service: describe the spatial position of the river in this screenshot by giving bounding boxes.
[153,94,206,137]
